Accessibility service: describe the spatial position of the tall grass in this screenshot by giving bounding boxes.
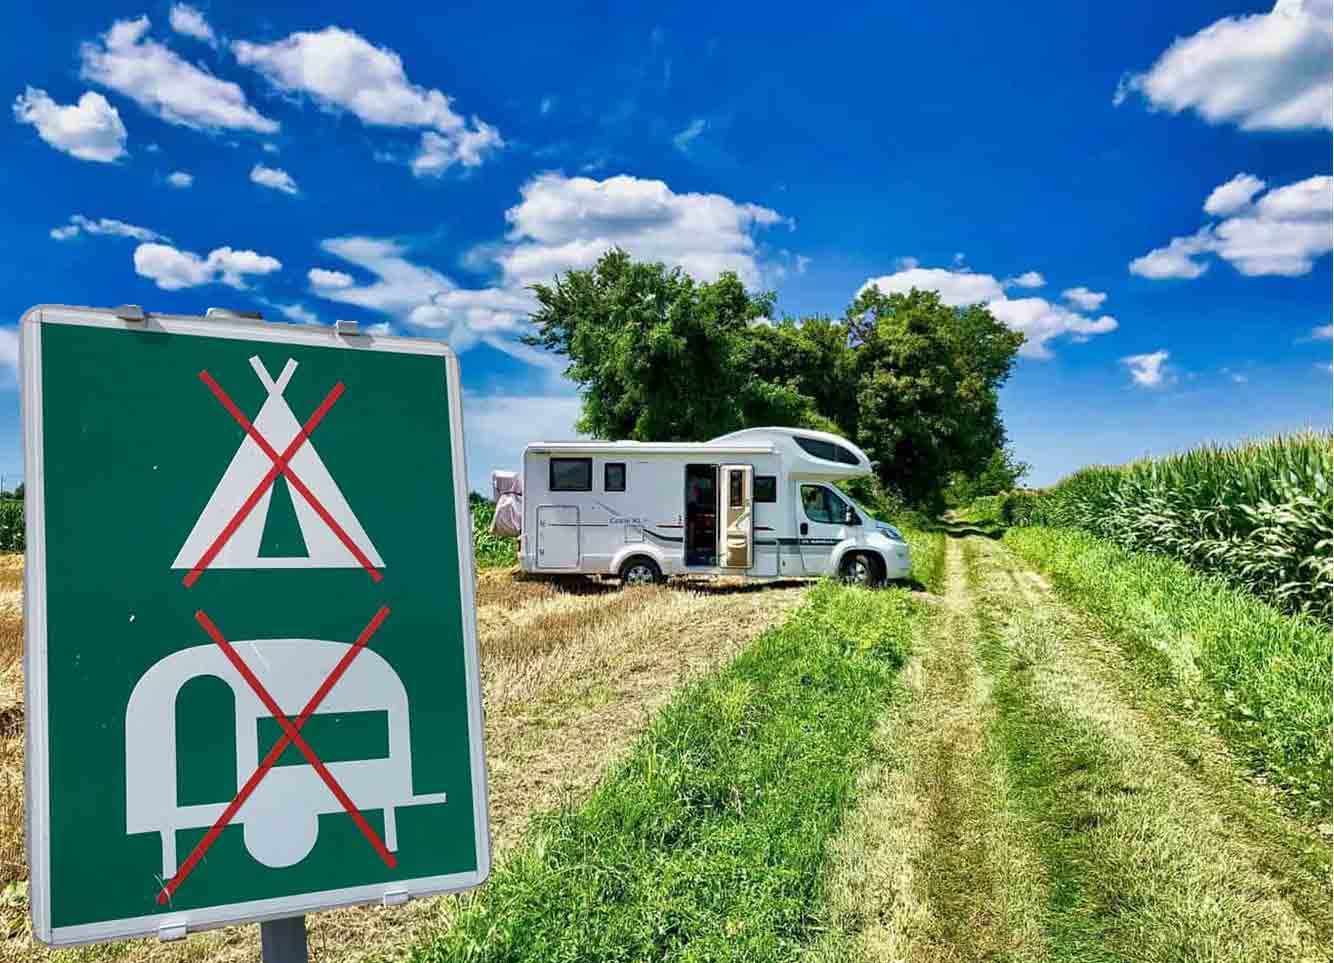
[1006,432,1332,621]
[1005,526,1332,816]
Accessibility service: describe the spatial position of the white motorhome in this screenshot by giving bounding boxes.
[515,427,911,586]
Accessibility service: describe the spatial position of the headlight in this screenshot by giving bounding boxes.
[877,524,906,542]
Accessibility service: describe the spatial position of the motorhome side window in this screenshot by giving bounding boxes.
[550,457,593,492]
[754,475,777,502]
[794,436,861,466]
[800,484,851,524]
[605,462,626,492]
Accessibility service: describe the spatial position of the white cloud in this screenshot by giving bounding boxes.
[497,172,792,289]
[1005,270,1045,289]
[1115,0,1332,131]
[275,303,320,324]
[1313,323,1333,339]
[0,328,18,379]
[865,267,1004,305]
[50,214,166,242]
[862,265,1118,359]
[250,163,298,195]
[166,170,193,188]
[673,117,706,152]
[411,125,503,177]
[80,16,276,133]
[1122,349,1171,388]
[133,242,280,290]
[12,87,127,162]
[1061,286,1108,310]
[308,267,354,289]
[1128,228,1214,280]
[463,391,583,492]
[307,173,793,363]
[1203,173,1266,216]
[233,26,501,171]
[168,3,216,46]
[1131,173,1332,279]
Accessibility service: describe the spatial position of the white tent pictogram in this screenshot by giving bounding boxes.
[172,356,384,571]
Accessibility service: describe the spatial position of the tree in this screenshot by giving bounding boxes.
[944,447,1031,506]
[743,317,859,434]
[846,287,1023,511]
[525,249,814,440]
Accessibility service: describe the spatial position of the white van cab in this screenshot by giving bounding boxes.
[510,427,911,586]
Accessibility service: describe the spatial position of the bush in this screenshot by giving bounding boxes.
[1007,433,1332,621]
[0,502,22,553]
[470,493,517,569]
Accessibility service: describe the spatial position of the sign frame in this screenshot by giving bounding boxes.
[20,305,491,947]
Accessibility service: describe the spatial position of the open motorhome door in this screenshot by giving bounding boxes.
[718,464,754,569]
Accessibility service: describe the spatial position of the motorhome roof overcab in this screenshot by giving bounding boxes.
[514,427,911,586]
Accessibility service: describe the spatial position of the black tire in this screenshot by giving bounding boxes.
[619,556,663,587]
[839,551,883,587]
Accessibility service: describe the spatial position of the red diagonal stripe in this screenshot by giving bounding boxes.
[198,372,381,583]
[182,375,347,587]
[198,614,396,867]
[157,606,392,904]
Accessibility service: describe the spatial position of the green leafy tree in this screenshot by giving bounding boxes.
[846,288,1023,510]
[525,249,813,440]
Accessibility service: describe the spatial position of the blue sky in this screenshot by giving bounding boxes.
[2,0,1330,491]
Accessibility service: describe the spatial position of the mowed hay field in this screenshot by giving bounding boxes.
[0,560,805,962]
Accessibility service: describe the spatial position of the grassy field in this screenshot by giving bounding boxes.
[808,532,1330,963]
[403,581,925,963]
[1005,526,1332,816]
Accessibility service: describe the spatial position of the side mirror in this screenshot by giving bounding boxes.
[844,508,860,525]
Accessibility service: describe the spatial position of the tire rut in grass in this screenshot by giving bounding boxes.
[966,535,1331,962]
[811,537,1048,963]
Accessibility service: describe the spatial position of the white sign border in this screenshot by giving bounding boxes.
[20,305,491,947]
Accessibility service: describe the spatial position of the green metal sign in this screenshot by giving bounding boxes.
[20,306,490,947]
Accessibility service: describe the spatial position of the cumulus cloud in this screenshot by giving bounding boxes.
[80,16,276,133]
[1312,323,1333,339]
[1203,173,1266,216]
[1122,349,1172,388]
[233,26,501,173]
[1005,270,1045,289]
[50,214,166,242]
[862,265,1118,359]
[168,3,216,46]
[411,125,503,177]
[497,172,792,290]
[133,242,281,290]
[166,170,193,188]
[1061,286,1107,310]
[1131,173,1332,279]
[1115,0,1332,131]
[250,163,298,194]
[12,87,127,162]
[308,268,354,289]
[307,172,793,362]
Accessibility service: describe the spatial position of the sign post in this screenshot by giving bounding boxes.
[20,305,490,948]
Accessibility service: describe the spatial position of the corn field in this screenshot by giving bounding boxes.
[1004,432,1333,622]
